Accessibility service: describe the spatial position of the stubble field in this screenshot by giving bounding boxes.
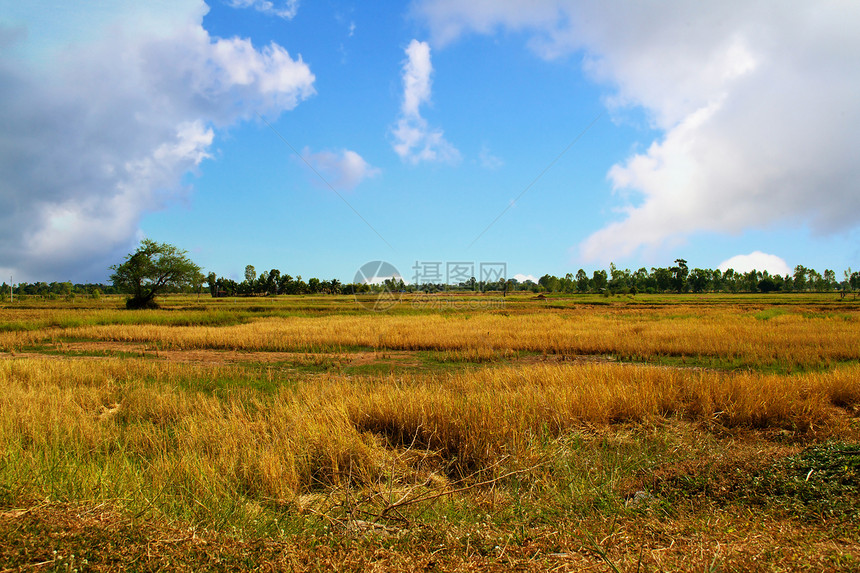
[1,292,859,571]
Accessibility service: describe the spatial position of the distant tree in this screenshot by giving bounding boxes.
[592,269,608,292]
[841,268,858,296]
[632,268,652,293]
[721,269,739,293]
[793,265,808,291]
[850,271,860,296]
[823,269,837,291]
[652,267,672,292]
[54,281,73,297]
[191,271,205,300]
[207,272,217,297]
[608,263,631,293]
[808,268,824,292]
[110,239,201,309]
[710,269,723,292]
[559,273,573,293]
[216,277,239,296]
[266,269,281,295]
[575,269,589,293]
[840,268,852,291]
[308,277,321,293]
[688,268,710,293]
[740,270,759,292]
[294,276,307,294]
[539,274,560,292]
[245,265,256,284]
[669,259,689,292]
[757,275,779,293]
[278,273,294,294]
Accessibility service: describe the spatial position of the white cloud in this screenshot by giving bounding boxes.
[401,39,433,117]
[718,252,791,277]
[0,1,315,281]
[226,0,299,19]
[513,273,538,283]
[478,145,503,169]
[413,1,860,263]
[303,148,380,190]
[391,39,460,164]
[413,1,561,49]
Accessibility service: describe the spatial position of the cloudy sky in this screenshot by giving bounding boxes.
[1,0,858,284]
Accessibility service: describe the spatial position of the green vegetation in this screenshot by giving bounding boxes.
[7,251,859,301]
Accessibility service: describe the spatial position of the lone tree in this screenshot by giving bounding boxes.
[110,239,201,309]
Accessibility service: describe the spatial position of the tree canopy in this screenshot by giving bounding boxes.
[110,240,201,309]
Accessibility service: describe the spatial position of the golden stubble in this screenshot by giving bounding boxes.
[2,357,857,501]
[11,308,851,368]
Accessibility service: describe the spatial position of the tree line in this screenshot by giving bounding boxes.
[207,265,358,297]
[2,281,120,299]
[535,260,860,295]
[205,259,860,297]
[4,246,858,304]
[209,265,513,297]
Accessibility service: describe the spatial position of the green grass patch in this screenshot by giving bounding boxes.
[652,441,860,522]
[170,365,297,397]
[755,441,860,520]
[754,308,789,320]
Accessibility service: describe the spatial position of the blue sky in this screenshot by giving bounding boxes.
[1,1,859,284]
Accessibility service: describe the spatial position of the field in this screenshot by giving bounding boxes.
[1,292,859,571]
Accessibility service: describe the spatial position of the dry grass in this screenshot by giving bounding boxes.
[4,306,852,369]
[1,296,859,570]
[347,363,860,464]
[2,358,857,501]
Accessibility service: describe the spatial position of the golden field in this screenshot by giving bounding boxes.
[1,293,859,571]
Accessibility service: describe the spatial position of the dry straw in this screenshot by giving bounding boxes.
[15,308,852,368]
[2,358,857,503]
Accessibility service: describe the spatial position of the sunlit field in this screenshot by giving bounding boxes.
[2,293,859,571]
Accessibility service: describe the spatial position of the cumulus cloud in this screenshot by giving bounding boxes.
[227,0,300,19]
[513,273,538,283]
[413,1,860,262]
[0,1,315,281]
[302,148,380,190]
[718,252,791,277]
[391,39,460,164]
